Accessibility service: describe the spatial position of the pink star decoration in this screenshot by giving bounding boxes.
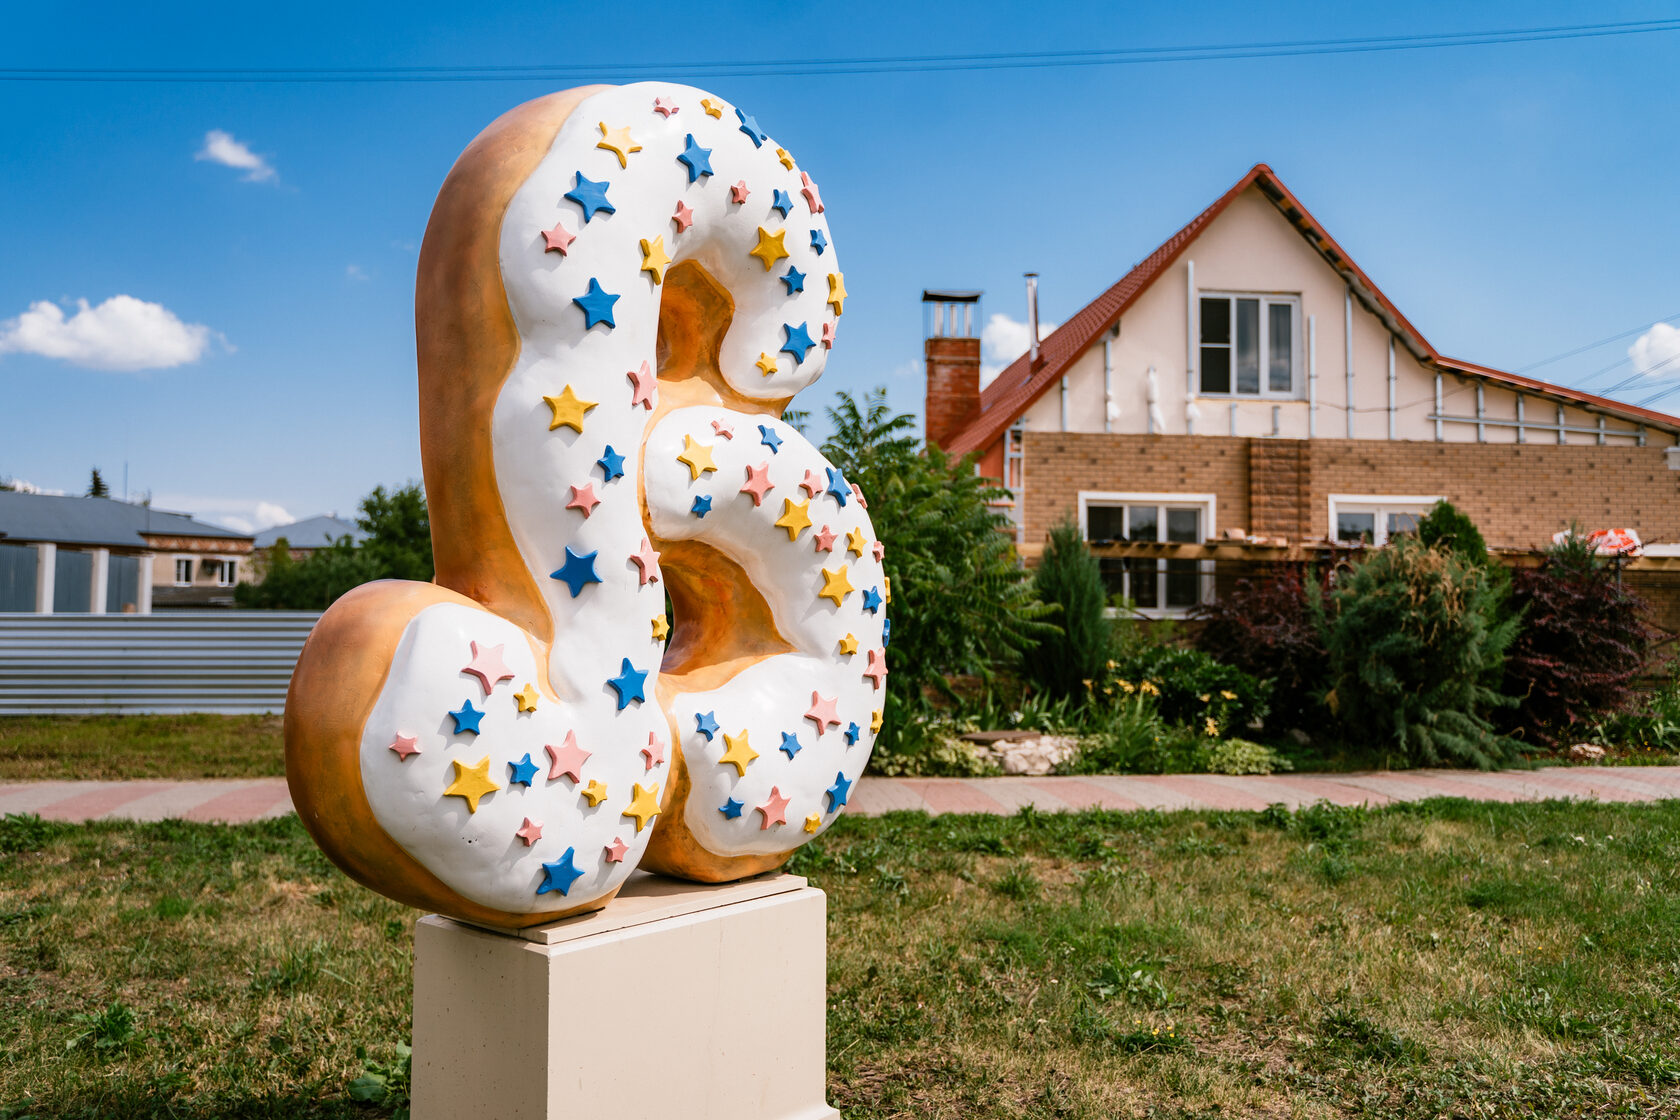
[800,171,824,214]
[864,648,888,690]
[711,418,735,439]
[851,483,868,509]
[821,321,836,349]
[799,469,824,497]
[756,786,791,830]
[729,180,751,204]
[627,359,657,410]
[740,462,774,506]
[805,691,842,734]
[652,97,678,117]
[388,733,420,760]
[604,836,629,863]
[672,200,695,232]
[567,483,601,517]
[516,818,544,846]
[542,222,577,255]
[463,641,515,694]
[545,732,591,782]
[642,732,666,771]
[631,538,661,586]
[813,525,838,552]
[872,540,885,562]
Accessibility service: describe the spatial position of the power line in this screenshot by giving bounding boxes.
[4,18,1677,83]
[1514,310,1680,375]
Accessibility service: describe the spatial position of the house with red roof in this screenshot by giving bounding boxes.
[923,164,1680,617]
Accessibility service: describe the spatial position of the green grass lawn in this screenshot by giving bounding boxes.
[0,716,284,781]
[3,799,1680,1118]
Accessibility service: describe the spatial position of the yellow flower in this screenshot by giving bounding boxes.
[1082,679,1094,691]
[1198,693,1210,703]
[1204,717,1219,737]
[1139,680,1160,696]
[1118,679,1135,694]
[1220,689,1238,701]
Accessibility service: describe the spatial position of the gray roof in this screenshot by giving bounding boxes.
[0,491,252,549]
[253,515,365,550]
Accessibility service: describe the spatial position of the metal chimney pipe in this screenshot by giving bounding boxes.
[1025,273,1040,363]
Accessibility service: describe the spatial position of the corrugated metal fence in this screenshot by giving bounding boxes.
[0,611,321,715]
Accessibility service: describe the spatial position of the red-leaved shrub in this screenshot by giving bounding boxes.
[1191,566,1327,731]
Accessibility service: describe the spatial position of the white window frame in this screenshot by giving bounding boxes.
[1197,291,1302,399]
[1327,494,1441,547]
[174,557,192,586]
[214,558,236,587]
[1077,491,1217,617]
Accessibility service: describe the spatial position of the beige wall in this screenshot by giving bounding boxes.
[148,549,247,590]
[1019,185,1662,448]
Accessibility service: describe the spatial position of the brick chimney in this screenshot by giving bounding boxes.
[922,290,982,449]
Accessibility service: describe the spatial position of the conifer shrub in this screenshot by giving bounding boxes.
[1315,536,1519,768]
[1416,500,1489,565]
[1029,520,1113,697]
[1191,566,1326,730]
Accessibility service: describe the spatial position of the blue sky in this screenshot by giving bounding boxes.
[2,2,1677,531]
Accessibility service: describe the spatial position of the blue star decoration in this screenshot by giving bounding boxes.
[882,617,892,648]
[758,424,782,453]
[825,771,853,812]
[565,173,615,222]
[691,494,713,518]
[781,322,815,363]
[780,266,805,295]
[538,848,585,896]
[509,753,540,787]
[551,547,602,597]
[677,134,713,182]
[719,798,744,820]
[573,278,620,329]
[844,721,861,746]
[771,188,793,218]
[862,587,883,614]
[779,731,803,759]
[810,229,828,255]
[695,711,719,740]
[597,445,625,481]
[449,700,485,735]
[607,658,648,710]
[826,467,851,506]
[736,107,768,147]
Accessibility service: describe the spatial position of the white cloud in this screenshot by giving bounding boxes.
[1630,323,1680,379]
[980,312,1059,386]
[195,129,277,183]
[889,359,921,380]
[0,296,214,372]
[154,494,293,535]
[346,264,368,281]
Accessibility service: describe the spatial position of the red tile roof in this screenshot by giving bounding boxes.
[943,163,1678,456]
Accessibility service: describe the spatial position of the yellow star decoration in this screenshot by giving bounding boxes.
[748,226,790,271]
[755,352,779,376]
[818,565,854,607]
[845,528,868,557]
[804,813,822,834]
[544,385,597,433]
[582,779,609,807]
[639,235,671,284]
[514,683,539,713]
[774,498,812,541]
[838,633,859,656]
[884,576,892,603]
[718,730,758,776]
[827,272,848,316]
[595,122,642,168]
[700,97,724,118]
[622,782,661,833]
[870,710,884,734]
[444,756,501,814]
[676,434,718,480]
[776,147,794,170]
[652,615,670,641]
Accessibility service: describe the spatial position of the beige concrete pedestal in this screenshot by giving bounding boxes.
[411,872,839,1120]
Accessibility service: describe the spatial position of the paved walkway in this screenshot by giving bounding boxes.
[3,767,1680,824]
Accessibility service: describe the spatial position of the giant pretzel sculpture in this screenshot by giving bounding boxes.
[284,83,884,927]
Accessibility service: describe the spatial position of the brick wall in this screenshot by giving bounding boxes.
[1020,432,1680,551]
[924,336,981,450]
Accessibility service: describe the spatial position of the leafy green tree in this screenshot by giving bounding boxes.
[87,469,109,498]
[1315,536,1519,768]
[237,482,433,609]
[1416,500,1488,566]
[1029,519,1111,697]
[819,389,1051,748]
[356,483,434,583]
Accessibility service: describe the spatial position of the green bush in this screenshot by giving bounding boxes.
[1315,536,1518,768]
[236,482,433,610]
[1059,696,1202,774]
[1416,500,1489,566]
[1204,739,1292,776]
[1105,645,1270,735]
[1029,520,1112,697]
[1592,664,1680,755]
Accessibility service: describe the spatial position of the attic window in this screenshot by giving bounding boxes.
[1199,294,1298,398]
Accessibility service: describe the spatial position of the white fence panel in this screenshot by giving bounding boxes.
[0,611,321,715]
